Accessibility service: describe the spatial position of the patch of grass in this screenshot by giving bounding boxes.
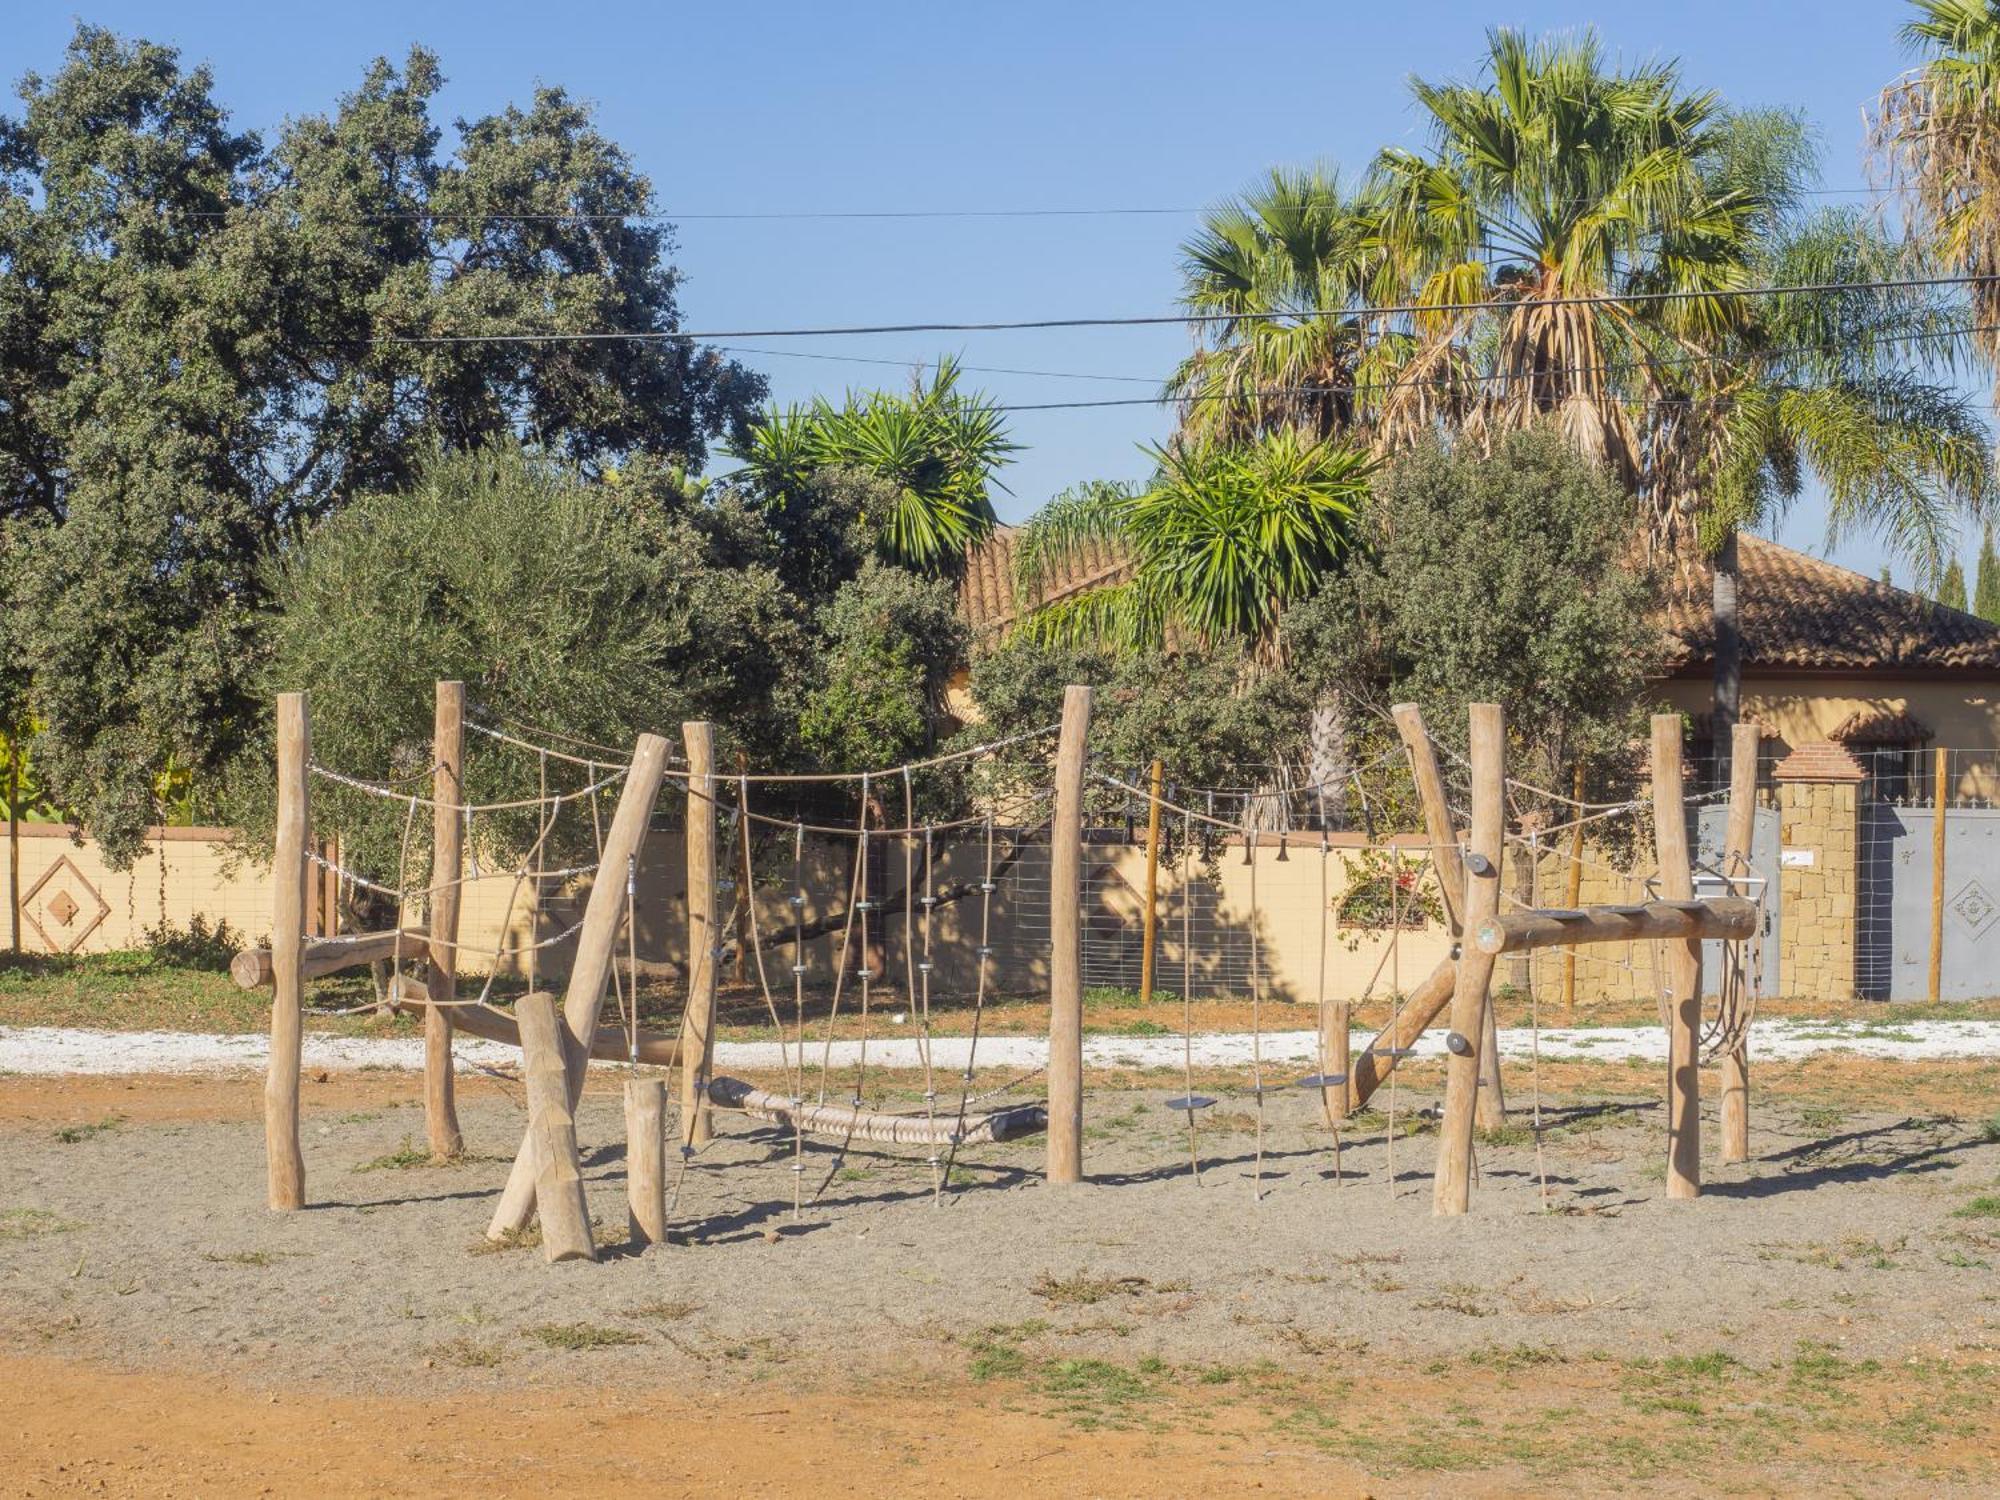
[1952,1194,2000,1220]
[468,1226,542,1256]
[201,1249,291,1267]
[524,1322,642,1352]
[1797,1105,1846,1133]
[1980,1112,2000,1145]
[1415,1283,1495,1317]
[1475,1123,1533,1148]
[1083,986,1148,1009]
[1037,1358,1157,1427]
[1030,1271,1153,1307]
[0,1208,80,1240]
[354,1138,445,1172]
[1466,1344,1566,1374]
[1110,1019,1172,1037]
[53,1115,124,1144]
[432,1335,504,1368]
[631,1299,702,1322]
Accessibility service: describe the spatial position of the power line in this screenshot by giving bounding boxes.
[713,345,1157,385]
[342,270,1996,346]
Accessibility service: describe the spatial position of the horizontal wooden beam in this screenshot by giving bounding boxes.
[231,929,428,990]
[384,976,684,1067]
[1471,898,1756,956]
[707,1076,1046,1146]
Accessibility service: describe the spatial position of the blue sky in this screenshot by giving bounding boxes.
[8,1,1981,584]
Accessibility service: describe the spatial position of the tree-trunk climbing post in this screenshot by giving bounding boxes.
[1047,684,1092,1186]
[680,721,718,1149]
[1138,758,1164,1006]
[485,732,672,1240]
[1433,702,1503,1217]
[1721,720,1760,1164]
[517,991,596,1263]
[424,679,466,1159]
[1653,713,1702,1200]
[265,692,310,1212]
[625,1076,667,1245]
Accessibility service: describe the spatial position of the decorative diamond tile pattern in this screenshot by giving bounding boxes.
[21,855,111,954]
[1948,878,1998,939]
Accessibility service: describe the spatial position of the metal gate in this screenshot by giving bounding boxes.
[1858,799,2000,1001]
[1693,803,1781,997]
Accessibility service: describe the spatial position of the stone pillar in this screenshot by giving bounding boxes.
[1772,742,1864,1002]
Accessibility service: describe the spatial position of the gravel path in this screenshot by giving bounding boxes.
[6,1015,2000,1076]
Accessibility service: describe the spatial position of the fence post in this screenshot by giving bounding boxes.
[1930,744,1949,1006]
[1653,714,1702,1200]
[1720,721,1760,1164]
[680,721,718,1149]
[1433,702,1503,1216]
[424,679,466,1159]
[1560,762,1585,1017]
[1047,684,1093,1186]
[1139,759,1164,1005]
[265,691,310,1212]
[485,731,671,1240]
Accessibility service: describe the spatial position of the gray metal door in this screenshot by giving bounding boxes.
[1694,804,1780,997]
[1858,801,2000,1001]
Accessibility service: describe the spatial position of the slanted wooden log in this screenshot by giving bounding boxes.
[424,680,465,1158]
[625,1077,667,1245]
[706,1077,1047,1146]
[517,991,596,1263]
[233,927,429,989]
[1347,957,1457,1113]
[265,692,310,1213]
[1653,714,1702,1201]
[1434,703,1503,1217]
[1471,898,1757,955]
[385,976,685,1065]
[487,733,673,1241]
[1047,685,1092,1185]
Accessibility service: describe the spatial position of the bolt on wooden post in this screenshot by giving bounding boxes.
[424,679,466,1159]
[1046,684,1092,1186]
[265,691,310,1212]
[1652,713,1702,1200]
[1433,702,1504,1217]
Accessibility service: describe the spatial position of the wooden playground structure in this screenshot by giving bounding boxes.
[241,683,1767,1257]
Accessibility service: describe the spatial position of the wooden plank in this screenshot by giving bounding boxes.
[265,692,310,1212]
[1047,684,1092,1186]
[1471,898,1757,954]
[680,722,718,1149]
[1433,703,1503,1216]
[1653,714,1702,1201]
[518,991,596,1263]
[425,680,465,1158]
[1721,721,1760,1164]
[486,732,672,1240]
[624,1077,667,1246]
[1138,759,1164,1006]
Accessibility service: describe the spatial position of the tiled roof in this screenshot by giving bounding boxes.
[959,525,1135,636]
[1829,708,1933,745]
[1665,534,2000,672]
[1771,741,1867,783]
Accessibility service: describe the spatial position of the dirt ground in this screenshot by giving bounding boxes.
[2,1060,1998,1497]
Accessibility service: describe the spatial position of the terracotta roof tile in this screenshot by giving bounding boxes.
[1771,740,1867,783]
[1665,534,2000,672]
[1829,708,1933,745]
[959,526,1136,636]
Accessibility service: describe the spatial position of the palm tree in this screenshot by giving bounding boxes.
[1013,430,1372,661]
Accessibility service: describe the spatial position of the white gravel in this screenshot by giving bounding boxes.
[4,1014,1998,1077]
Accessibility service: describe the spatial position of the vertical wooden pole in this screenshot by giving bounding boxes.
[517,991,597,1263]
[1047,684,1092,1186]
[625,1076,667,1244]
[1720,721,1760,1164]
[265,692,310,1212]
[1653,713,1702,1200]
[7,733,19,953]
[680,722,717,1149]
[1138,759,1164,1005]
[486,732,671,1240]
[1929,744,1949,1006]
[1433,703,1503,1216]
[424,680,465,1159]
[1321,999,1351,1119]
[1561,762,1585,1017]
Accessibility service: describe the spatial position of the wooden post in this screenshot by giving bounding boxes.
[486,732,672,1240]
[424,680,465,1159]
[1138,759,1164,1005]
[1720,722,1760,1164]
[1390,704,1466,933]
[7,731,19,953]
[624,1077,667,1244]
[1047,684,1092,1186]
[1929,744,1949,1006]
[1561,762,1585,1016]
[1653,714,1702,1200]
[265,692,310,1212]
[680,721,718,1149]
[1320,999,1351,1119]
[1433,703,1503,1217]
[517,991,596,1263]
